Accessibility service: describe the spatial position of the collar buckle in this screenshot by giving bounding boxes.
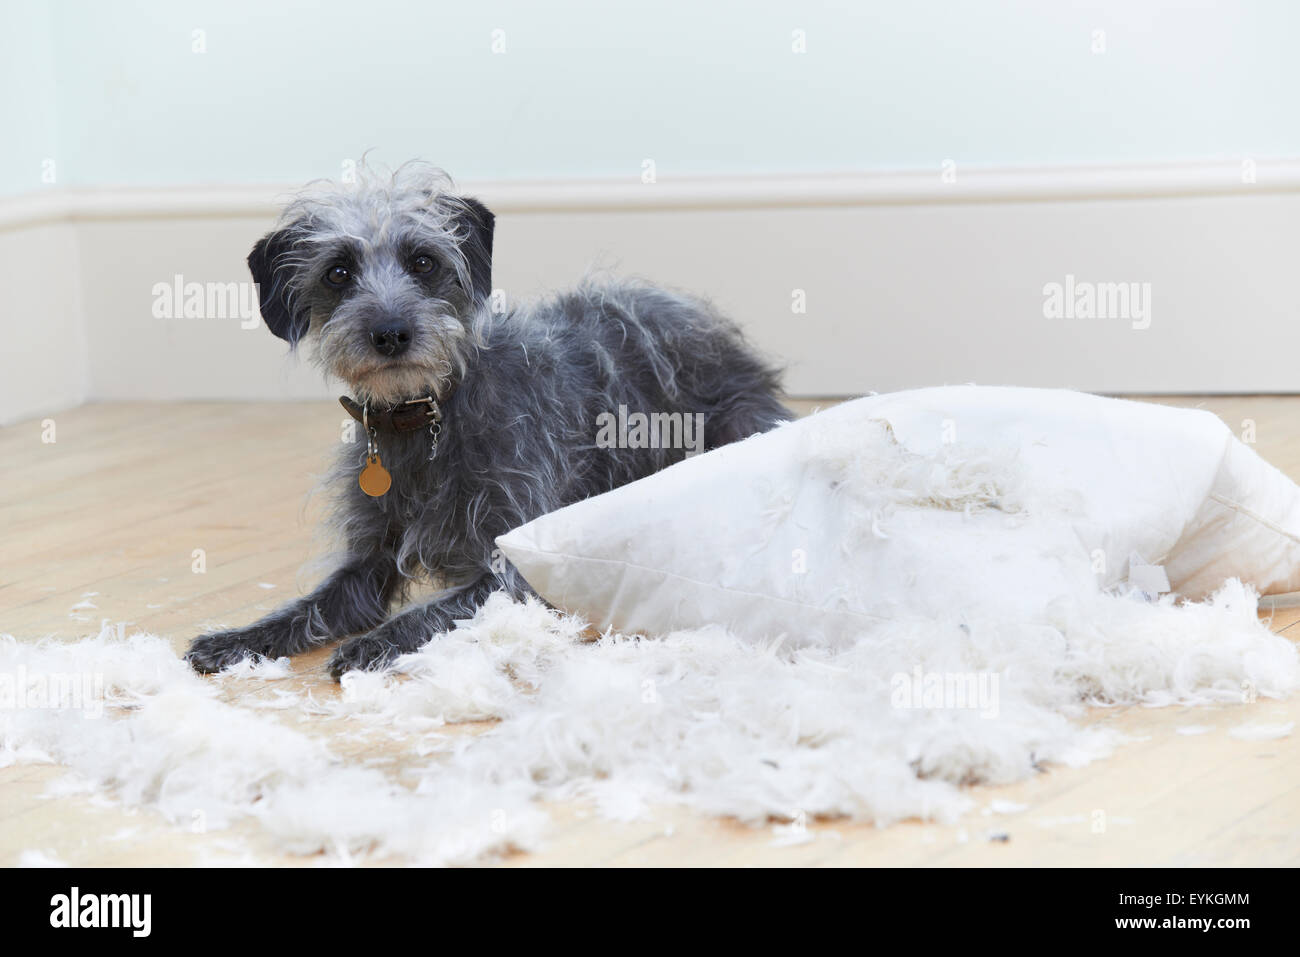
[403,395,442,423]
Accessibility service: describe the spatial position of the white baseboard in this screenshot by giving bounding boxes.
[1,221,88,424]
[4,160,1300,424]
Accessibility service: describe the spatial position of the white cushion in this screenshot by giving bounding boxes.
[496,387,1300,645]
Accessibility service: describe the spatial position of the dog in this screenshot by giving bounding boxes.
[185,164,788,679]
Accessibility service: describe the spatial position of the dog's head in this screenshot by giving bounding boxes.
[248,164,494,405]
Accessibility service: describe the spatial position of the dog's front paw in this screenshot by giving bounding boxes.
[186,630,260,674]
[327,631,398,681]
[328,618,435,681]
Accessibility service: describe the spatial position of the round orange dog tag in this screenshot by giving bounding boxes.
[358,455,392,497]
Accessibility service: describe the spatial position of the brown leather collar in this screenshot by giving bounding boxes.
[339,393,447,434]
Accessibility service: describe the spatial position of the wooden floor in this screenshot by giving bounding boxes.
[1,395,1299,866]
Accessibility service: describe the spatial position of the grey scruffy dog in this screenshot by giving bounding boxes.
[186,164,787,680]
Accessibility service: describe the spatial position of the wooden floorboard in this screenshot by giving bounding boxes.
[1,396,1298,866]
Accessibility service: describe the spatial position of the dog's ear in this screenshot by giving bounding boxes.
[247,226,308,343]
[450,195,495,309]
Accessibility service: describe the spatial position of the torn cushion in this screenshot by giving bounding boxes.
[496,386,1300,645]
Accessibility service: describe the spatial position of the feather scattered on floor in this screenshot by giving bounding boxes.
[18,849,67,868]
[2,578,1297,865]
[1228,721,1294,740]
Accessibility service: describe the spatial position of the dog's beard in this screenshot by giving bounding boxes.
[350,359,454,405]
[314,314,469,406]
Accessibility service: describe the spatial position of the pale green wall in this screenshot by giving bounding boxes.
[3,0,1299,194]
[2,1,60,192]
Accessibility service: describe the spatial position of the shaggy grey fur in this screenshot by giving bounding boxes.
[186,164,788,679]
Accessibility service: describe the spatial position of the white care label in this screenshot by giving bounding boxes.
[1127,552,1171,595]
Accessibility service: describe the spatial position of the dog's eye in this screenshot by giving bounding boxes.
[325,264,351,287]
[410,255,436,275]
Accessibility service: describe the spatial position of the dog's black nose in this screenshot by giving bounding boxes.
[370,323,412,357]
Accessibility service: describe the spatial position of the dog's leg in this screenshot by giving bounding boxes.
[326,573,511,679]
[186,557,399,673]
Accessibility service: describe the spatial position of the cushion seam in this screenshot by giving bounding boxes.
[1208,492,1300,547]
